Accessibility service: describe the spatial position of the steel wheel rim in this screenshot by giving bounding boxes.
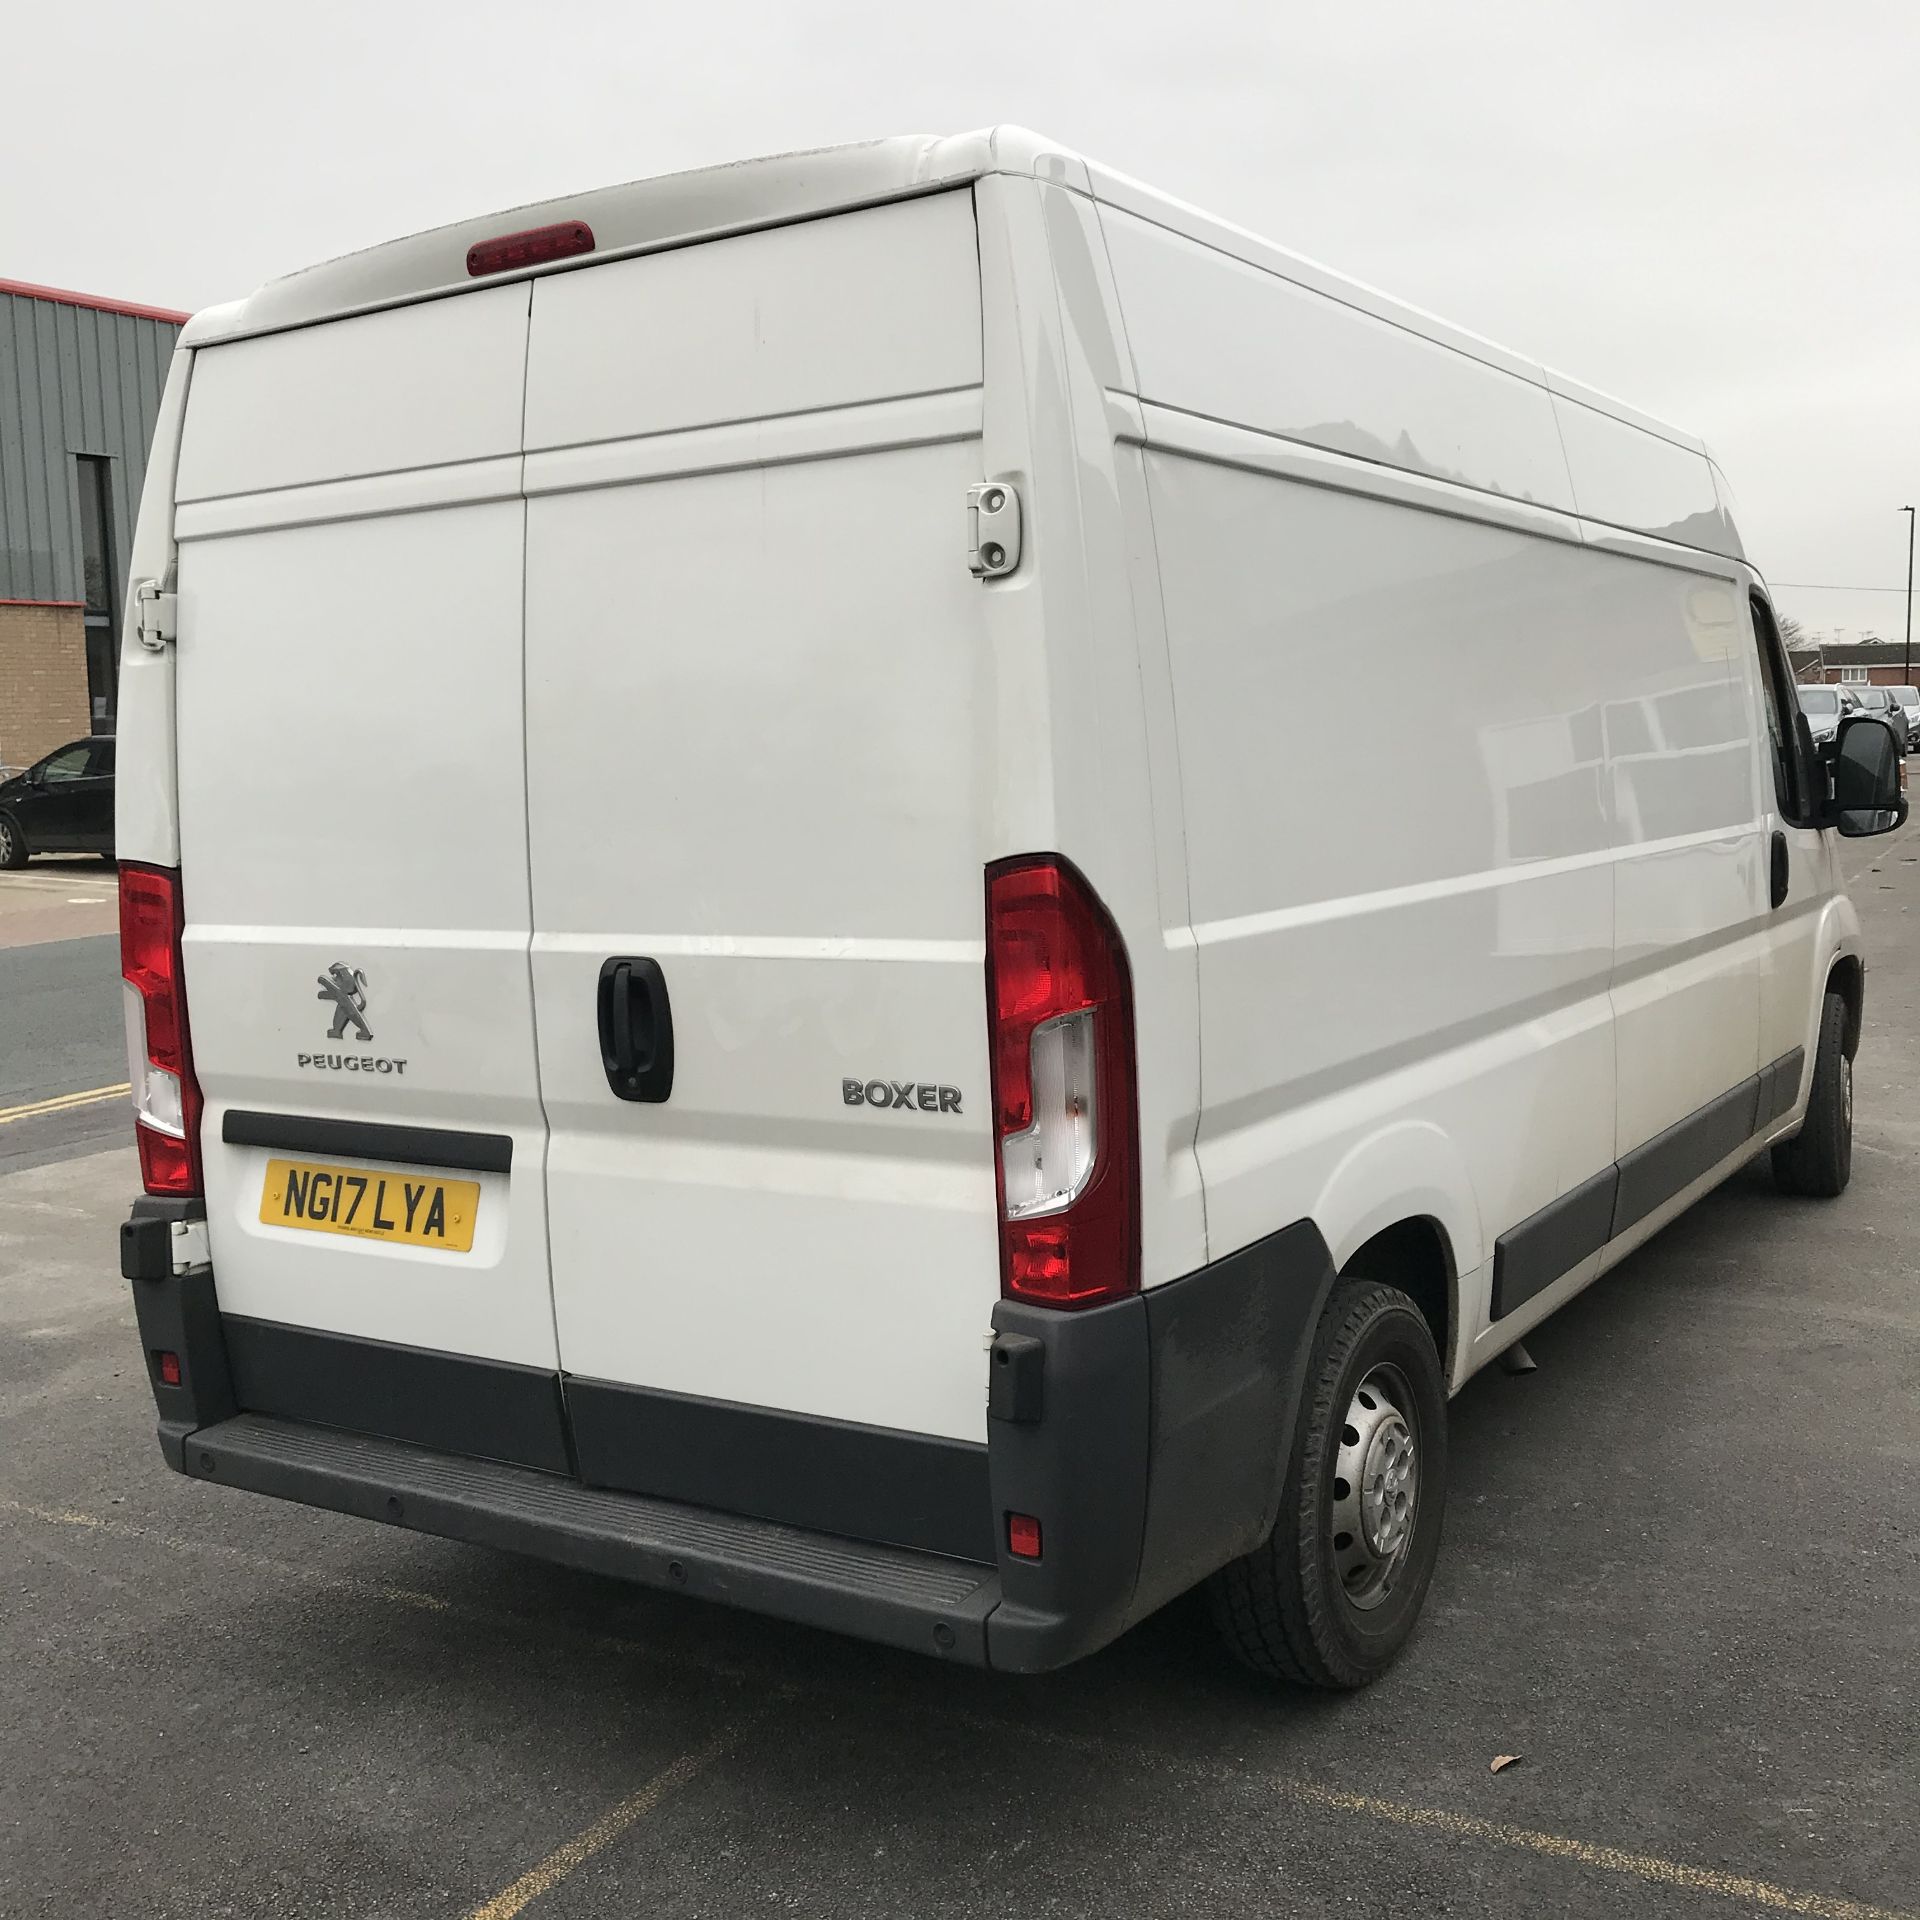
[1330,1363,1420,1612]
[0,819,14,860]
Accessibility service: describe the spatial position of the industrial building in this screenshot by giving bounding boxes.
[1,279,187,771]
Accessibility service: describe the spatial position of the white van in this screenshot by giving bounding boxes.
[116,128,1907,1688]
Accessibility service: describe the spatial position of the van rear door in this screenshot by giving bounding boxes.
[171,287,566,1459]
[520,194,1002,1547]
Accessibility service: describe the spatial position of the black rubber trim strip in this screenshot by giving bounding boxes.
[222,1315,570,1473]
[222,1109,512,1174]
[1757,1046,1806,1129]
[567,1378,993,1564]
[1612,1074,1762,1237]
[1491,1164,1620,1321]
[1489,1047,1807,1320]
[183,1413,998,1664]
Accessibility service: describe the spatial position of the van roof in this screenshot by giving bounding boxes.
[181,124,1713,467]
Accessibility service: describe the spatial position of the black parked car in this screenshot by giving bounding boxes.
[1843,685,1910,752]
[0,737,116,866]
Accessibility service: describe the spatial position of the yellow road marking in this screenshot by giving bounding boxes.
[1273,1780,1909,1920]
[0,1494,753,1679]
[464,1725,749,1920]
[0,1083,130,1125]
[6,1495,1912,1920]
[0,1497,450,1616]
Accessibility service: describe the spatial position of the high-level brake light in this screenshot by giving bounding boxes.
[465,220,595,278]
[985,857,1139,1308]
[120,863,203,1197]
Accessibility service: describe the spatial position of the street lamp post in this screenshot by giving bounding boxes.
[1905,505,1916,687]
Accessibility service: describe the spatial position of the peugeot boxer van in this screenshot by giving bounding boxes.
[116,128,1907,1688]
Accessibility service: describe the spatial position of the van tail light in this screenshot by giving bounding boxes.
[985,857,1139,1308]
[119,863,203,1197]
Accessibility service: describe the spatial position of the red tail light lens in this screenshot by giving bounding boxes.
[985,856,1139,1308]
[119,863,203,1197]
[466,220,595,278]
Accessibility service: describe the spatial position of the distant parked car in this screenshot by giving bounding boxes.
[1892,685,1920,750]
[1848,685,1910,751]
[0,737,116,866]
[1796,684,1847,747]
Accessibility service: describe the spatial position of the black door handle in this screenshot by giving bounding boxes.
[1769,830,1790,910]
[597,957,674,1102]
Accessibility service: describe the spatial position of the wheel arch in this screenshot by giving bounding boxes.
[1312,1122,1475,1386]
[1337,1216,1456,1385]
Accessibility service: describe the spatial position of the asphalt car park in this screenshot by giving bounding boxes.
[3,835,1918,1919]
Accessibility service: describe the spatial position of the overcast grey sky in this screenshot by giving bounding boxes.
[6,0,1917,640]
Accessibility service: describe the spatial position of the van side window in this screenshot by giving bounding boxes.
[1749,595,1808,821]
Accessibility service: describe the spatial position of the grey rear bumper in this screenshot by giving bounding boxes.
[181,1411,1002,1662]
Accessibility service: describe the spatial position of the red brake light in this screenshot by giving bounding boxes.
[985,856,1139,1308]
[119,863,203,1197]
[466,220,595,278]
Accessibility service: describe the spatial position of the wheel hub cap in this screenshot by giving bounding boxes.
[1359,1416,1415,1557]
[1331,1365,1420,1611]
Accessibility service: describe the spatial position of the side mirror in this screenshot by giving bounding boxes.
[25,764,45,787]
[1826,714,1908,837]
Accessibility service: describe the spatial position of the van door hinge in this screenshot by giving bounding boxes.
[966,483,1022,578]
[133,581,177,650]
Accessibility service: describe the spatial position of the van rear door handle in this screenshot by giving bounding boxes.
[1769,830,1790,910]
[597,958,674,1102]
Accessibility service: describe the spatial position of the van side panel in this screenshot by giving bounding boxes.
[1549,388,1741,557]
[1587,551,1763,1161]
[1098,207,1576,513]
[521,194,1000,1444]
[1141,444,1618,1307]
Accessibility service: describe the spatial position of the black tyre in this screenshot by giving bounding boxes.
[1772,989,1852,1198]
[1209,1280,1447,1689]
[0,813,25,869]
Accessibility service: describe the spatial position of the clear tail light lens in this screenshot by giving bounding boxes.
[985,857,1139,1308]
[119,863,203,1197]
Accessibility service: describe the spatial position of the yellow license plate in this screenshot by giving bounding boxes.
[259,1158,480,1252]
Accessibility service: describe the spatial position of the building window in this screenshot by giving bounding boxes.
[74,455,118,733]
[1839,666,1869,683]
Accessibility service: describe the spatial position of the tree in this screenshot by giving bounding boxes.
[1777,611,1808,646]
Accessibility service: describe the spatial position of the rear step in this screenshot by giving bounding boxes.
[183,1414,1001,1662]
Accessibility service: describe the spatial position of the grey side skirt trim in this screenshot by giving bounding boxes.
[1490,1046,1805,1321]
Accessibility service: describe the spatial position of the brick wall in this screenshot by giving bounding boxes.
[0,602,90,771]
[1821,666,1919,687]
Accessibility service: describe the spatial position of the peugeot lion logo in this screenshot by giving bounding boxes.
[317,963,372,1042]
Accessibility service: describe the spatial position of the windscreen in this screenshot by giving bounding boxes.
[1797,688,1839,714]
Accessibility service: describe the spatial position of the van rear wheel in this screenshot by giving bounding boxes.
[1208,1280,1447,1689]
[1771,990,1852,1198]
